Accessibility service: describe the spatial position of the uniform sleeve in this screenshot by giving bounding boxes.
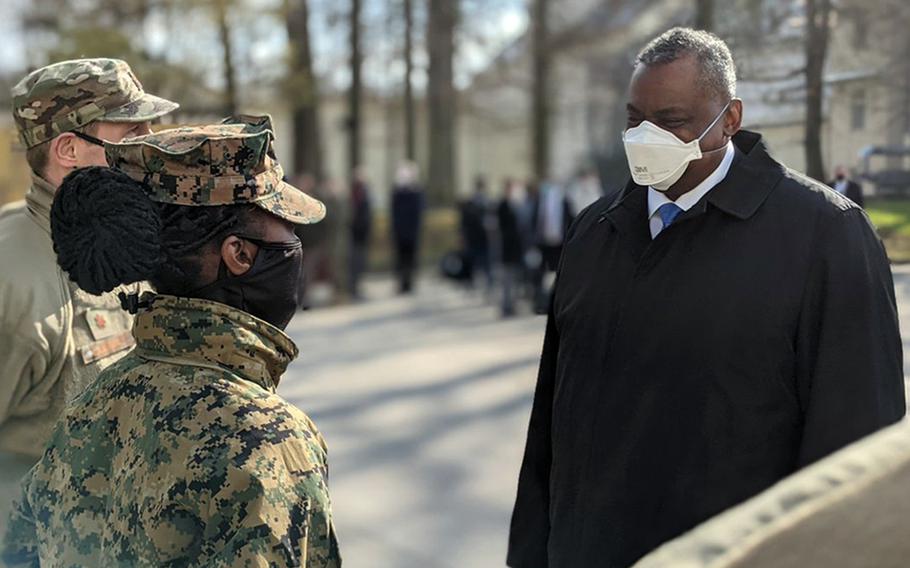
[507,302,559,568]
[1,480,39,567]
[204,446,340,568]
[0,332,49,425]
[795,208,906,467]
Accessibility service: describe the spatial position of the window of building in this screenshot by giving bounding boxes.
[851,89,866,131]
[853,13,869,50]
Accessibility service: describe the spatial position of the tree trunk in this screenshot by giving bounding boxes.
[403,0,416,161]
[531,0,551,181]
[215,0,238,116]
[285,0,324,179]
[695,0,715,31]
[804,0,831,181]
[427,0,458,205]
[348,0,363,178]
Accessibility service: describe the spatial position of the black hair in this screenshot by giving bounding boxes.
[51,166,260,296]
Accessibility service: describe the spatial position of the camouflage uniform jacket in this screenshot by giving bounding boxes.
[2,294,341,567]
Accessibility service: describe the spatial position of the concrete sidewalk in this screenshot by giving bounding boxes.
[280,277,545,567]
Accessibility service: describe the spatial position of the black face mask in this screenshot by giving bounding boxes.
[193,235,303,330]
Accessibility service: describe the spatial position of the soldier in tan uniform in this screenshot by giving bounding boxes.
[3,116,340,566]
[0,58,178,534]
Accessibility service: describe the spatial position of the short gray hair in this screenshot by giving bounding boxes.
[635,27,737,101]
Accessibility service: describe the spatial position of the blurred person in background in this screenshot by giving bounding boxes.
[0,58,177,537]
[498,178,526,317]
[566,168,604,217]
[517,180,540,295]
[531,179,573,314]
[508,28,904,568]
[322,178,347,305]
[293,173,322,307]
[391,161,425,294]
[2,117,340,566]
[829,165,864,208]
[348,166,373,300]
[295,175,346,307]
[460,175,494,293]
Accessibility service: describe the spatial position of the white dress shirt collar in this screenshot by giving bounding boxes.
[648,141,735,238]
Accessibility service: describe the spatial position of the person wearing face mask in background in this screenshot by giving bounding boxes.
[828,165,864,208]
[2,117,340,567]
[507,28,904,568]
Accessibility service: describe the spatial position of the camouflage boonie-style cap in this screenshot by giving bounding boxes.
[104,114,326,225]
[11,58,179,149]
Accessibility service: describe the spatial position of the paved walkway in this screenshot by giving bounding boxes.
[281,278,544,567]
[279,267,910,567]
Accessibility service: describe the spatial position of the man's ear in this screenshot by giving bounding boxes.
[724,98,744,137]
[220,236,258,276]
[49,133,79,170]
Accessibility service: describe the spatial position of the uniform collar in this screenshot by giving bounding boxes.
[133,294,299,391]
[602,130,785,228]
[24,174,57,234]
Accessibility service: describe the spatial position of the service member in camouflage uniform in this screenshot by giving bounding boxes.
[0,58,178,536]
[2,115,339,567]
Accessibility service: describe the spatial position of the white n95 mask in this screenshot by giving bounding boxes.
[623,103,730,191]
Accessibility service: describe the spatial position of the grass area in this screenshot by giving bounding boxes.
[866,199,910,262]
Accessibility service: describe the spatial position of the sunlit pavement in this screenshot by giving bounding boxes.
[281,276,545,568]
[279,267,910,568]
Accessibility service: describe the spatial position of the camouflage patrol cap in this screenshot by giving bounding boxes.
[104,114,326,225]
[11,58,179,149]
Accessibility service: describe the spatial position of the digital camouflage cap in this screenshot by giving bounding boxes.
[104,114,326,225]
[11,58,179,149]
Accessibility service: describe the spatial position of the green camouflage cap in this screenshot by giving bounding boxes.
[11,58,179,149]
[104,114,326,225]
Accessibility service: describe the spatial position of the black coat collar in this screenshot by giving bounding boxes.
[600,130,785,229]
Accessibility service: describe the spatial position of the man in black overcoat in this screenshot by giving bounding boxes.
[507,27,905,568]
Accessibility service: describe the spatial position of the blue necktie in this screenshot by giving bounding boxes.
[658,203,684,230]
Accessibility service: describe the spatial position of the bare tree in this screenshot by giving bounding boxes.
[695,0,715,31]
[804,0,832,181]
[285,0,324,179]
[348,0,363,177]
[531,0,551,181]
[22,0,151,66]
[427,0,458,205]
[403,0,416,161]
[214,0,239,116]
